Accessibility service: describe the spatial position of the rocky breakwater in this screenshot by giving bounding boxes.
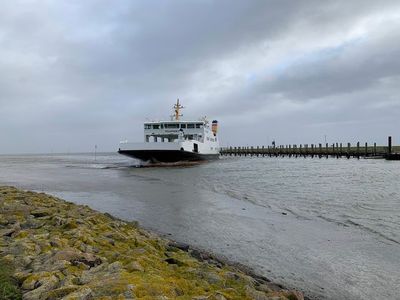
[0,186,304,300]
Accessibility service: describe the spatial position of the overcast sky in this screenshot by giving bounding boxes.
[1,1,400,153]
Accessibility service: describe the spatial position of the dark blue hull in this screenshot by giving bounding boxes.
[118,149,219,163]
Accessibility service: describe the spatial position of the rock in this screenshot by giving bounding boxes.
[12,271,32,284]
[255,284,273,293]
[174,287,184,296]
[31,208,52,218]
[53,250,102,268]
[286,291,304,300]
[250,273,271,285]
[190,249,209,261]
[104,212,117,220]
[31,253,54,272]
[261,282,284,292]
[0,215,9,226]
[0,228,16,237]
[123,284,136,298]
[53,216,67,227]
[49,238,64,248]
[84,245,93,253]
[34,233,50,240]
[9,240,37,257]
[224,271,241,281]
[2,254,15,265]
[214,292,227,300]
[21,219,44,229]
[107,261,123,273]
[44,286,80,300]
[106,237,115,246]
[22,272,51,290]
[126,261,144,273]
[60,275,79,286]
[47,260,71,272]
[23,275,59,300]
[196,271,221,284]
[132,248,146,255]
[167,241,190,252]
[190,249,217,263]
[77,263,108,286]
[21,256,33,268]
[61,287,92,300]
[1,187,303,300]
[245,285,270,300]
[63,219,78,230]
[207,273,222,284]
[165,257,185,266]
[79,270,97,285]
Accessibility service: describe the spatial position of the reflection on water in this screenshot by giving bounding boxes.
[0,153,399,300]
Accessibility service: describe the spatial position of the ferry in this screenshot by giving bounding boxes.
[118,100,220,163]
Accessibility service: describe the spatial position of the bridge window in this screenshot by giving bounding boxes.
[187,124,195,129]
[165,124,179,129]
[180,124,186,129]
[196,123,202,128]
[152,124,160,129]
[144,124,151,129]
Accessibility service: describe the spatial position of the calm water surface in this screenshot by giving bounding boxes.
[0,153,399,300]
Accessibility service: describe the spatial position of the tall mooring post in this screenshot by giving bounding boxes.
[388,136,392,154]
[319,143,322,158]
[347,143,351,159]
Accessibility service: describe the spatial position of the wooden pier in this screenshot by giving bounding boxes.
[220,136,400,160]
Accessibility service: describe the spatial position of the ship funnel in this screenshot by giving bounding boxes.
[212,120,218,136]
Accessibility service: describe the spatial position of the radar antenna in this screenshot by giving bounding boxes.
[173,99,184,121]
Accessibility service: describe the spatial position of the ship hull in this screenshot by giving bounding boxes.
[118,149,219,163]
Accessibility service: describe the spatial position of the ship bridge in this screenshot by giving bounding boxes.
[144,121,217,143]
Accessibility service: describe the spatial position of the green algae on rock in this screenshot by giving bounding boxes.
[0,186,304,300]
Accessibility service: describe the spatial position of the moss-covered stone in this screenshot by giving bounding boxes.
[0,186,304,300]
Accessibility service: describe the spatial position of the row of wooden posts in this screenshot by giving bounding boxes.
[220,136,397,159]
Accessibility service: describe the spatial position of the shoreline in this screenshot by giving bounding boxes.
[0,186,305,300]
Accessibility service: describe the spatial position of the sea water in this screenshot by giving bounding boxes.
[0,153,399,300]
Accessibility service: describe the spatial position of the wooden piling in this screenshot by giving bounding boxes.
[347,143,351,159]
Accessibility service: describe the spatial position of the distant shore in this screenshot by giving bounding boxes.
[0,186,304,300]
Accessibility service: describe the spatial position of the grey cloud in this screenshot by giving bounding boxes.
[0,1,400,152]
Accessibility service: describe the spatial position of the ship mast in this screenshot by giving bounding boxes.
[173,99,184,121]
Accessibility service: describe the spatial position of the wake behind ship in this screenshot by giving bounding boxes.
[118,100,220,163]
